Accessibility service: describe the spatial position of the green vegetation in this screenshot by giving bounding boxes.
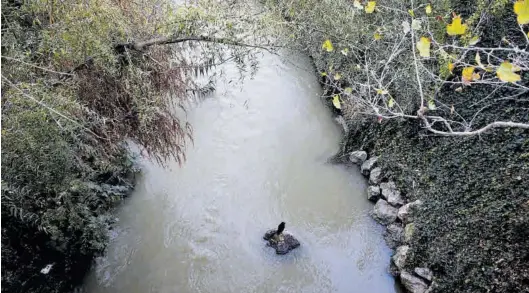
[265,0,528,135]
[264,0,529,292]
[1,0,275,291]
[2,0,527,291]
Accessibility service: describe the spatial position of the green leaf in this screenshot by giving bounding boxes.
[388,98,395,108]
[428,100,436,110]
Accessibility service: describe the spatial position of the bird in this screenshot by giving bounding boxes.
[275,222,285,239]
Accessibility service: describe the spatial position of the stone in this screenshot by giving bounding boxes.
[367,185,381,201]
[361,156,378,176]
[414,267,433,282]
[372,199,398,225]
[263,230,300,255]
[400,271,429,293]
[384,224,404,249]
[349,151,368,165]
[404,223,416,243]
[380,181,404,207]
[392,245,409,270]
[425,281,437,293]
[398,200,423,223]
[369,167,383,184]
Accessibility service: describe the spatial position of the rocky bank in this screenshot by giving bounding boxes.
[333,117,529,293]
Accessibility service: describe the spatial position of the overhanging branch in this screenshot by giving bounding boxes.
[417,108,529,136]
[115,36,278,53]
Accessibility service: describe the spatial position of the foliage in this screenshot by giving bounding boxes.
[264,0,529,291]
[265,0,528,136]
[1,0,274,292]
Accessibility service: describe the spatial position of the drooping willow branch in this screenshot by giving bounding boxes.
[115,36,279,53]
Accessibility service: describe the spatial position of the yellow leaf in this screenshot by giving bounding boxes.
[472,72,481,80]
[334,73,342,80]
[425,4,432,14]
[408,9,415,17]
[322,39,334,52]
[332,95,342,109]
[448,62,455,73]
[341,48,349,56]
[462,67,475,85]
[416,37,431,57]
[497,61,522,83]
[447,15,467,36]
[321,72,327,77]
[353,0,363,10]
[376,89,389,95]
[514,0,529,25]
[365,1,376,13]
[344,87,353,94]
[374,32,382,40]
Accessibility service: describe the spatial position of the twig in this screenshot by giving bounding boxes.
[1,56,74,76]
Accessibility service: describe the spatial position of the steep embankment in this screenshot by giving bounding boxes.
[345,118,529,293]
[264,0,529,292]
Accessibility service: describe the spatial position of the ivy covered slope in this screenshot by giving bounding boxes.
[265,0,528,292]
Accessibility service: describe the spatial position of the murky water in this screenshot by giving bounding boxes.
[84,52,397,293]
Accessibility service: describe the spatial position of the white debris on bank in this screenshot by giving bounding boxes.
[40,264,53,274]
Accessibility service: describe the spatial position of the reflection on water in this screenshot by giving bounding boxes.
[84,52,397,293]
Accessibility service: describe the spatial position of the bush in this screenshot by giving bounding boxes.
[265,0,528,136]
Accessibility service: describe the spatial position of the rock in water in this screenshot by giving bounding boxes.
[398,200,423,223]
[263,229,300,255]
[384,224,404,249]
[349,150,368,165]
[414,267,433,282]
[380,181,404,207]
[372,199,398,225]
[400,271,429,293]
[392,245,410,270]
[369,167,383,184]
[367,185,381,201]
[361,156,378,175]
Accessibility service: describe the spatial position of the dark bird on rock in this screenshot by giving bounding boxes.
[276,222,285,236]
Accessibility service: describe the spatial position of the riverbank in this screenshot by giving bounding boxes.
[263,0,529,291]
[340,118,529,293]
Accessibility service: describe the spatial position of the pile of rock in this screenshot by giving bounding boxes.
[263,230,300,255]
[349,150,435,293]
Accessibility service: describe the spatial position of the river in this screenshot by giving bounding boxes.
[83,52,398,293]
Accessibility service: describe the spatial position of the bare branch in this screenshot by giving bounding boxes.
[116,36,280,53]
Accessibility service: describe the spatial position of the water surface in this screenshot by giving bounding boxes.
[84,52,397,293]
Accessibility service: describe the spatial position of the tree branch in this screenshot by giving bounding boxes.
[116,36,278,53]
[417,108,529,136]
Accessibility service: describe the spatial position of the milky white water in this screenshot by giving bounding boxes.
[84,52,398,293]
